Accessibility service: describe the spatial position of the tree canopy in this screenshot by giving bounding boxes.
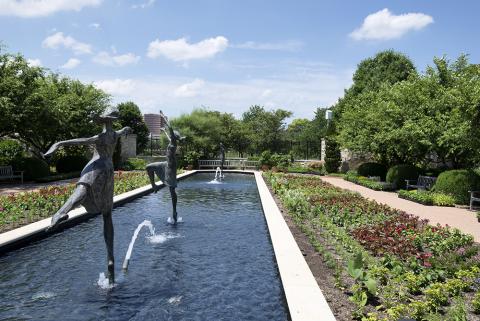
[117,101,150,153]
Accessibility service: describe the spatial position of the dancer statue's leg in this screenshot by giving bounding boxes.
[48,185,87,230]
[169,187,177,223]
[102,210,115,284]
[146,167,159,192]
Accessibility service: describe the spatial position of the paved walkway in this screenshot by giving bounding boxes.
[0,178,77,196]
[321,176,480,243]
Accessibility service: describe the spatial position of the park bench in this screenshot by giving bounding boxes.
[0,165,24,184]
[469,191,480,210]
[405,175,436,191]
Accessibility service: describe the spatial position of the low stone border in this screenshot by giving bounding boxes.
[0,170,336,320]
[254,172,336,321]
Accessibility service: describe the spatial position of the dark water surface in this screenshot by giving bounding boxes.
[0,173,288,321]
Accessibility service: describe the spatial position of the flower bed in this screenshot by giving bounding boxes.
[0,171,160,233]
[344,172,395,191]
[398,189,456,207]
[265,172,480,320]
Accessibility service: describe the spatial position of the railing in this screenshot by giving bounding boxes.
[198,159,259,170]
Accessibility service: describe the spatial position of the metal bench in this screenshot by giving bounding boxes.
[0,165,24,184]
[198,159,259,170]
[470,191,480,210]
[405,175,436,190]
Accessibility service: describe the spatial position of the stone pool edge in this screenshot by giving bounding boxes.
[0,171,197,253]
[254,172,336,321]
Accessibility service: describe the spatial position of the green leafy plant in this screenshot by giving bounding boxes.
[386,164,420,190]
[348,252,378,298]
[357,162,388,181]
[472,291,480,314]
[434,169,480,205]
[122,158,147,170]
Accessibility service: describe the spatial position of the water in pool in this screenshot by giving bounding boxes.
[0,173,289,321]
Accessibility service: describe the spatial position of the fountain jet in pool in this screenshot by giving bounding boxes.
[122,220,155,271]
[214,166,224,180]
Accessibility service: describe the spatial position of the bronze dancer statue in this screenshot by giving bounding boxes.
[146,111,184,224]
[43,110,131,284]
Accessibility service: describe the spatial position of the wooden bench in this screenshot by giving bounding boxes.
[405,175,436,190]
[0,165,24,184]
[470,191,480,210]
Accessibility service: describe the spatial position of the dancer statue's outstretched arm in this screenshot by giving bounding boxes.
[43,136,99,157]
[116,126,132,136]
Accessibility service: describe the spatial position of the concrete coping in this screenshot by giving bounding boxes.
[254,172,336,321]
[0,170,336,320]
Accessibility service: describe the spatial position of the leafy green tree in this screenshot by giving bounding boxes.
[171,108,238,158]
[117,101,149,153]
[337,54,480,168]
[242,105,292,153]
[350,50,417,96]
[0,50,44,137]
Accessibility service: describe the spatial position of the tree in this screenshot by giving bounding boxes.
[117,101,149,153]
[171,108,234,158]
[242,105,292,153]
[350,50,417,96]
[0,50,44,137]
[336,54,480,168]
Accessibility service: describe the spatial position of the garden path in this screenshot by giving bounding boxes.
[0,178,77,196]
[321,176,480,242]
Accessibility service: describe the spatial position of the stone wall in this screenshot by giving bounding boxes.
[120,134,137,162]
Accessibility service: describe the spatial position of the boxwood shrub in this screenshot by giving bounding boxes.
[434,169,480,204]
[55,155,88,173]
[386,164,420,190]
[14,157,50,180]
[357,162,388,180]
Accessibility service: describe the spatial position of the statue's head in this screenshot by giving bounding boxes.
[95,108,119,124]
[173,130,186,141]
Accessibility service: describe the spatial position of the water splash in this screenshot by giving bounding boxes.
[147,232,180,244]
[32,292,56,300]
[168,295,183,305]
[97,273,116,290]
[208,167,225,184]
[167,216,183,224]
[122,220,155,271]
[214,166,224,180]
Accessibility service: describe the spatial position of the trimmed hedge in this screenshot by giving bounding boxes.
[55,155,88,174]
[398,189,456,206]
[434,170,480,205]
[15,157,50,180]
[357,162,387,180]
[386,164,420,190]
[122,158,147,170]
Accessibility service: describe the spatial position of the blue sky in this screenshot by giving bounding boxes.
[1,0,479,119]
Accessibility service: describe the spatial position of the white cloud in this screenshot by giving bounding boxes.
[132,0,155,9]
[233,40,303,52]
[89,22,101,29]
[93,51,140,66]
[147,36,228,61]
[27,58,42,67]
[42,32,92,55]
[350,8,433,41]
[94,79,136,95]
[174,79,205,97]
[90,68,352,119]
[61,58,81,69]
[0,0,102,18]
